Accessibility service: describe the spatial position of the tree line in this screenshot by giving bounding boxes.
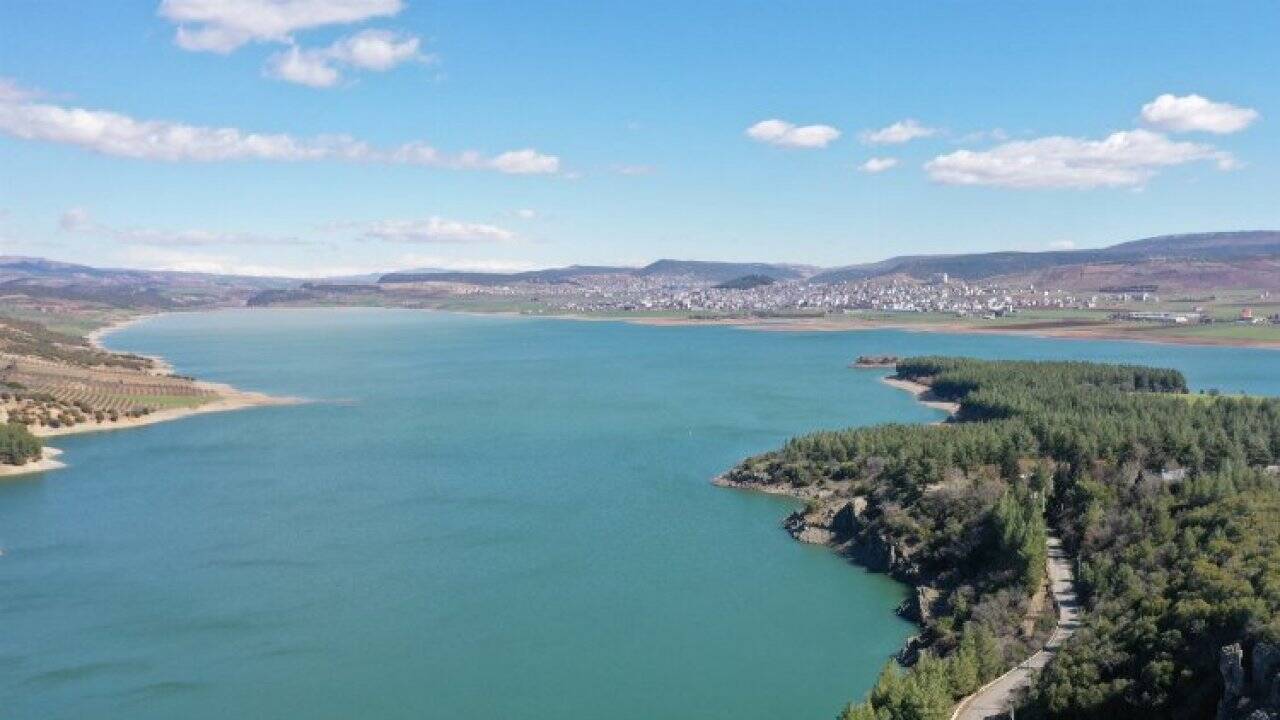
[725,356,1280,719]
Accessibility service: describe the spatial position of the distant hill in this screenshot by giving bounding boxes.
[0,256,291,309]
[810,231,1280,286]
[379,260,811,286]
[380,265,634,286]
[635,260,813,283]
[4,229,1279,313]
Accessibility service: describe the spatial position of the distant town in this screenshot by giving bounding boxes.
[376,271,1280,327]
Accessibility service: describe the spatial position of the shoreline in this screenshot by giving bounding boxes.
[194,303,1280,350]
[711,366,984,675]
[617,313,1280,349]
[0,447,65,478]
[28,380,297,439]
[5,312,298,475]
[879,375,961,418]
[85,313,176,375]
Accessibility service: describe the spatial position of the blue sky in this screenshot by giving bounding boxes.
[1,1,1277,276]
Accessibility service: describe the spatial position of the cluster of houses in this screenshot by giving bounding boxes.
[542,275,1103,317]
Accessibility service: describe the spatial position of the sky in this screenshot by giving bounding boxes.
[0,1,1277,277]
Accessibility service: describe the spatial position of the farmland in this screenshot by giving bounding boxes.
[0,315,219,433]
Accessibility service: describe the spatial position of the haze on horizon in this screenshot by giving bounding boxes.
[0,1,1277,278]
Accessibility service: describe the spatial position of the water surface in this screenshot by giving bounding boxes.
[2,309,1277,719]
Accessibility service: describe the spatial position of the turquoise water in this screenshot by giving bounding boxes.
[1,309,1278,720]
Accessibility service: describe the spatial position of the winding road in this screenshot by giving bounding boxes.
[951,536,1081,720]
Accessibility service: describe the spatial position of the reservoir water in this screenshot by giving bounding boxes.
[2,309,1278,719]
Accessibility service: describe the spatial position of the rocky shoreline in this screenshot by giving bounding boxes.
[711,471,936,661]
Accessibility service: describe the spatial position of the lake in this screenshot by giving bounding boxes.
[2,309,1278,719]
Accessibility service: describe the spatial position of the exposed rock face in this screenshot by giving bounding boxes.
[784,510,837,545]
[897,586,940,624]
[1218,641,1280,720]
[1221,644,1246,720]
[896,634,925,665]
[849,532,898,573]
[778,496,912,579]
[831,497,867,535]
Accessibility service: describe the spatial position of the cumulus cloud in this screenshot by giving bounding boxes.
[490,149,561,175]
[745,119,841,149]
[266,29,427,87]
[1048,240,1077,250]
[860,119,937,145]
[333,217,517,244]
[60,208,306,247]
[266,46,342,87]
[0,93,560,174]
[859,157,899,174]
[925,129,1234,189]
[158,0,404,53]
[1140,93,1260,135]
[328,28,424,70]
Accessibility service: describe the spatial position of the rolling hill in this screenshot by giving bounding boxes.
[810,231,1280,286]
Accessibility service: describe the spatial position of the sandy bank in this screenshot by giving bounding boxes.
[0,447,65,478]
[1,314,301,479]
[880,376,961,418]
[85,314,176,375]
[28,382,298,439]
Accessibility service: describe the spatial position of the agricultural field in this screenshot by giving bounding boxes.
[0,314,218,432]
[0,299,132,338]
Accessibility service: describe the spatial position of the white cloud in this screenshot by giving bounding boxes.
[328,28,423,70]
[0,94,560,174]
[158,0,404,53]
[266,29,427,87]
[334,217,517,244]
[513,208,537,219]
[859,157,899,174]
[925,129,1234,189]
[266,46,342,87]
[1140,93,1260,135]
[61,208,306,247]
[1048,240,1077,250]
[745,119,841,149]
[860,119,937,145]
[489,149,561,175]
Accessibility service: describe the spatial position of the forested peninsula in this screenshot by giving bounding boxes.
[718,356,1280,719]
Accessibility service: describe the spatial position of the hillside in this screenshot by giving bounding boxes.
[378,260,812,286]
[634,260,813,282]
[0,256,292,311]
[811,231,1280,287]
[722,357,1280,720]
[4,230,1279,317]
